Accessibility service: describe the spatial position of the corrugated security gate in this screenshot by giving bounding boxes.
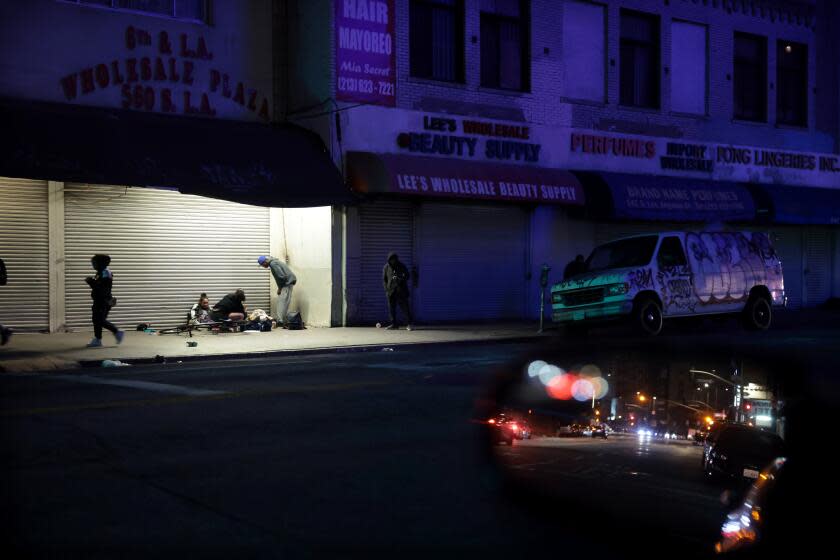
[353,199,414,325]
[0,178,50,330]
[415,203,528,321]
[770,227,803,310]
[803,227,833,307]
[64,184,270,330]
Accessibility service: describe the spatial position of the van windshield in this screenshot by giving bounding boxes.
[586,236,659,272]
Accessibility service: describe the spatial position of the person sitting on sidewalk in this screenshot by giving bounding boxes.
[212,289,247,322]
[188,293,215,325]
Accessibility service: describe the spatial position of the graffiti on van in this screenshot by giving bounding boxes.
[656,265,696,312]
[685,232,776,304]
[628,268,653,291]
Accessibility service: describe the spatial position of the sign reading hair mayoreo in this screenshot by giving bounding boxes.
[335,0,396,107]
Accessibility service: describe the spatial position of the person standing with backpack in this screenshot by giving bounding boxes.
[85,254,124,347]
[383,252,413,331]
[0,257,11,345]
[258,256,297,327]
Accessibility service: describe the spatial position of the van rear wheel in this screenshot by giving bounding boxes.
[633,297,663,336]
[742,295,772,330]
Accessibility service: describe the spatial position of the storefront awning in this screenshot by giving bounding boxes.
[747,183,840,225]
[0,98,352,207]
[574,172,756,222]
[347,151,585,206]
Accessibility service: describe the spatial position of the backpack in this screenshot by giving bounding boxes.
[285,311,304,330]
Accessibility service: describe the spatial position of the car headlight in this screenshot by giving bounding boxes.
[606,283,629,296]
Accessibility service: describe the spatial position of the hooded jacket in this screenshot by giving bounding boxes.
[85,255,113,305]
[383,252,410,296]
[267,257,297,288]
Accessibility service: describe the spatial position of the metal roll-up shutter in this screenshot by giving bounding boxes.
[353,199,414,325]
[416,203,528,321]
[64,184,270,330]
[0,178,49,330]
[803,227,832,307]
[770,227,803,310]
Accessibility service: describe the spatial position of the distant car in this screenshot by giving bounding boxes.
[590,425,607,439]
[516,421,532,440]
[693,429,708,445]
[557,424,584,437]
[703,424,786,482]
[488,417,516,446]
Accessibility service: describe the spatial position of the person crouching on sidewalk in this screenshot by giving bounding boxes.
[85,254,124,347]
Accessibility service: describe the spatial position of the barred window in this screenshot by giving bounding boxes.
[734,32,767,122]
[776,40,808,127]
[410,0,464,83]
[620,9,660,109]
[480,0,530,91]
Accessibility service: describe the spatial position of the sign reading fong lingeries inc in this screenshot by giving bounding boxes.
[335,0,396,107]
[340,105,840,189]
[57,25,271,120]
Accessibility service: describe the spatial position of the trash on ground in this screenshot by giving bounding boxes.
[102,359,130,367]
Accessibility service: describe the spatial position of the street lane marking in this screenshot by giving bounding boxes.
[1,379,398,417]
[48,374,227,397]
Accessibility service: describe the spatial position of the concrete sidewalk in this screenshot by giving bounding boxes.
[0,323,549,373]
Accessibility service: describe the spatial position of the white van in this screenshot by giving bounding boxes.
[551,232,786,336]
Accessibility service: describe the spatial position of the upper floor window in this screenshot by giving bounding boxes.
[670,20,707,115]
[734,32,767,122]
[410,0,465,83]
[63,0,207,22]
[561,1,606,103]
[480,0,530,92]
[776,40,808,127]
[620,9,660,109]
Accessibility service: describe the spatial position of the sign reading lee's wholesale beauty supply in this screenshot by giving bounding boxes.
[335,0,396,106]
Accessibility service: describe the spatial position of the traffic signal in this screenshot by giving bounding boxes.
[744,403,752,411]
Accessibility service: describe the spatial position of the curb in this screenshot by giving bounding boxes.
[76,334,546,369]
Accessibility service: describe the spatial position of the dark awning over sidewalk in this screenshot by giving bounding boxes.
[0,98,352,207]
[347,151,585,206]
[747,183,840,225]
[574,171,756,222]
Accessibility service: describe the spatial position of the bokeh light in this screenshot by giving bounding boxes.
[571,378,595,401]
[546,373,575,400]
[527,360,547,378]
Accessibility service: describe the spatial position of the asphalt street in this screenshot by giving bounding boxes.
[496,435,726,552]
[2,325,838,559]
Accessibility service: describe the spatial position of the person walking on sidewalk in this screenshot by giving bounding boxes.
[383,252,413,331]
[85,254,124,347]
[0,257,11,345]
[258,256,296,327]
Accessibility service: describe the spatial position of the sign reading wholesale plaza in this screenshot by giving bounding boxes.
[335,0,396,107]
[341,106,840,190]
